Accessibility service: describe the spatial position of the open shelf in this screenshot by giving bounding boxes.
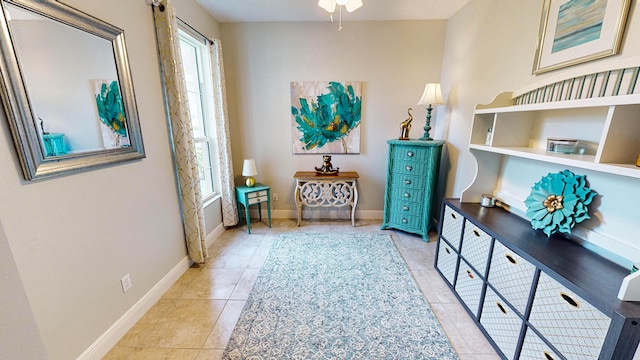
[467,93,640,180]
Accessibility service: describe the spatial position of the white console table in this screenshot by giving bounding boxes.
[293,171,359,226]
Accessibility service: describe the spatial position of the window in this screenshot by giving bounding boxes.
[178,25,219,202]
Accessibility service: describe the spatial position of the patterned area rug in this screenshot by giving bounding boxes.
[223,233,459,359]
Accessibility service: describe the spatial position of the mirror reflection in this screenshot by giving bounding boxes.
[0,0,144,180]
[6,2,129,156]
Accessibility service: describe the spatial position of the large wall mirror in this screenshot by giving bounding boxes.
[0,0,144,180]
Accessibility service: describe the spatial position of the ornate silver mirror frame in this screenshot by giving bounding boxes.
[0,0,144,180]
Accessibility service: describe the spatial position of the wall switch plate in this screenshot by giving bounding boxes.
[272,193,278,201]
[120,273,132,293]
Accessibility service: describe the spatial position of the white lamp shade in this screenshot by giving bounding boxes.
[417,83,445,106]
[242,159,257,177]
[344,0,362,12]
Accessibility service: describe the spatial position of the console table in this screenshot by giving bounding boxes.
[293,171,359,226]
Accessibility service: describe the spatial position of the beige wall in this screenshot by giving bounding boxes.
[0,0,221,359]
[221,20,447,217]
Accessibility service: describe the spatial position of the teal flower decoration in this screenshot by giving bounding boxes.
[524,170,596,237]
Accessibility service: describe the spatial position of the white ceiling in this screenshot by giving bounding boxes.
[196,0,471,23]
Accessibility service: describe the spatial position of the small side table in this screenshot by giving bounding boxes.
[42,133,67,157]
[236,183,271,234]
[293,171,359,226]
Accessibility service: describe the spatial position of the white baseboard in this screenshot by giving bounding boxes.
[206,222,226,249]
[255,209,384,220]
[75,257,191,360]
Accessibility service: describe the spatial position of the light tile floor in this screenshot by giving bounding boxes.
[103,218,500,360]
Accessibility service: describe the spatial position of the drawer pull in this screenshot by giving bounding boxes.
[404,193,410,198]
[505,254,517,265]
[405,165,413,171]
[543,351,555,360]
[402,218,408,224]
[445,247,451,255]
[466,269,474,279]
[404,179,412,185]
[450,213,457,220]
[496,302,507,314]
[560,292,580,308]
[473,230,480,237]
[407,151,414,157]
[403,206,409,211]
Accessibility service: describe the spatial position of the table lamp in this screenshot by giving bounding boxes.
[242,159,257,187]
[417,83,445,141]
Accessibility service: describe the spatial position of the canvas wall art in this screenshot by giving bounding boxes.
[532,0,631,74]
[290,81,362,154]
[92,79,130,149]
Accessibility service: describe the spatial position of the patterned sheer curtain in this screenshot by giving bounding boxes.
[153,0,207,263]
[209,40,239,227]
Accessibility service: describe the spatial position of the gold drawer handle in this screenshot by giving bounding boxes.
[466,269,474,279]
[405,165,413,171]
[496,302,507,314]
[404,193,410,198]
[505,254,517,265]
[402,218,408,224]
[404,179,412,185]
[403,206,409,211]
[543,351,555,360]
[407,151,414,157]
[560,292,580,308]
[473,229,480,237]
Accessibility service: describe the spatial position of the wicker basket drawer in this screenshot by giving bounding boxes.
[529,272,611,360]
[480,287,523,360]
[441,205,464,250]
[455,258,484,317]
[389,212,422,231]
[391,160,429,176]
[460,221,492,277]
[390,186,424,203]
[519,326,562,360]
[392,145,431,162]
[486,240,536,314]
[436,239,458,286]
[391,173,426,190]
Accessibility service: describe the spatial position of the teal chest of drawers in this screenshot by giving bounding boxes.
[381,139,444,241]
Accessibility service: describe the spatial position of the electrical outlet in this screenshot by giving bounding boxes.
[120,273,132,293]
[272,193,278,201]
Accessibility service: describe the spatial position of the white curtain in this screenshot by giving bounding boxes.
[209,40,239,227]
[153,0,207,263]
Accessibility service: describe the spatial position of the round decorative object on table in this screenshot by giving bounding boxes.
[524,170,596,237]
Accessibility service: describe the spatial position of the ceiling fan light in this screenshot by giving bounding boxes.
[318,0,337,13]
[344,0,363,12]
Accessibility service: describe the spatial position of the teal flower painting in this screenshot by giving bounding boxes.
[93,79,130,148]
[524,170,596,237]
[291,81,361,154]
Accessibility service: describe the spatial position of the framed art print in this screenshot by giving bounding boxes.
[532,0,631,74]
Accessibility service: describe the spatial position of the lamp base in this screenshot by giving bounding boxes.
[245,177,256,187]
[420,105,434,141]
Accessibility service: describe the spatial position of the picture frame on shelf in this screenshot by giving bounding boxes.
[532,0,631,74]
